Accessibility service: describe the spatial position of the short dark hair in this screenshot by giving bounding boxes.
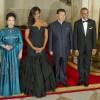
[56,9,66,14]
[6,12,16,20]
[81,7,88,12]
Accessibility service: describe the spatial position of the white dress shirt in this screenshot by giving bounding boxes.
[82,19,88,36]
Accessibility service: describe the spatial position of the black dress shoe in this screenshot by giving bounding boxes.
[61,82,68,87]
[84,82,89,87]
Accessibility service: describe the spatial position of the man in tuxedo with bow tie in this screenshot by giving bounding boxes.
[73,7,97,86]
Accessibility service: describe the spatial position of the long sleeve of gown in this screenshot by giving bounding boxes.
[0,30,5,48]
[15,29,23,54]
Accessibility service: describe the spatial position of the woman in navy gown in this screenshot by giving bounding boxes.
[0,13,23,97]
[20,7,55,98]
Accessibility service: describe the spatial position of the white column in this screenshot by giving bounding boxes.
[92,0,100,38]
[81,0,89,8]
[0,0,5,28]
[81,0,99,38]
[81,0,93,18]
[71,0,82,25]
[0,0,5,62]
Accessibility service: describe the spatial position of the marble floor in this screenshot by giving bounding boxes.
[5,89,100,100]
[4,84,100,100]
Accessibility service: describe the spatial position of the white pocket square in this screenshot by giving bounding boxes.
[89,27,93,29]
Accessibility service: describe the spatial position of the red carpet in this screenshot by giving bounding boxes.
[54,64,100,88]
[67,64,100,85]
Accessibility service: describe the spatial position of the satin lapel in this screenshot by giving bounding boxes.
[79,19,85,36]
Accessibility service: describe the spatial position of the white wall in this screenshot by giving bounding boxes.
[92,0,100,38]
[5,0,71,25]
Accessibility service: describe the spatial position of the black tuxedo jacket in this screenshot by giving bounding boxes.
[73,19,96,52]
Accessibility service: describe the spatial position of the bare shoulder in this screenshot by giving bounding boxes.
[25,28,30,35]
[41,20,48,27]
[25,28,30,32]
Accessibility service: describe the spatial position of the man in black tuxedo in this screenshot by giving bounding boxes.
[73,8,97,86]
[49,9,72,86]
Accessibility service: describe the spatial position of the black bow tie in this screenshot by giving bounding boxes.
[82,20,88,23]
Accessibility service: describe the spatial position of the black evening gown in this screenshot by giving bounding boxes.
[20,26,55,97]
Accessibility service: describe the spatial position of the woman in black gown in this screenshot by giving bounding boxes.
[20,7,56,97]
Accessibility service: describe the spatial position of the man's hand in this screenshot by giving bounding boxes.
[92,49,97,56]
[50,51,53,55]
[70,49,73,55]
[75,50,79,56]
